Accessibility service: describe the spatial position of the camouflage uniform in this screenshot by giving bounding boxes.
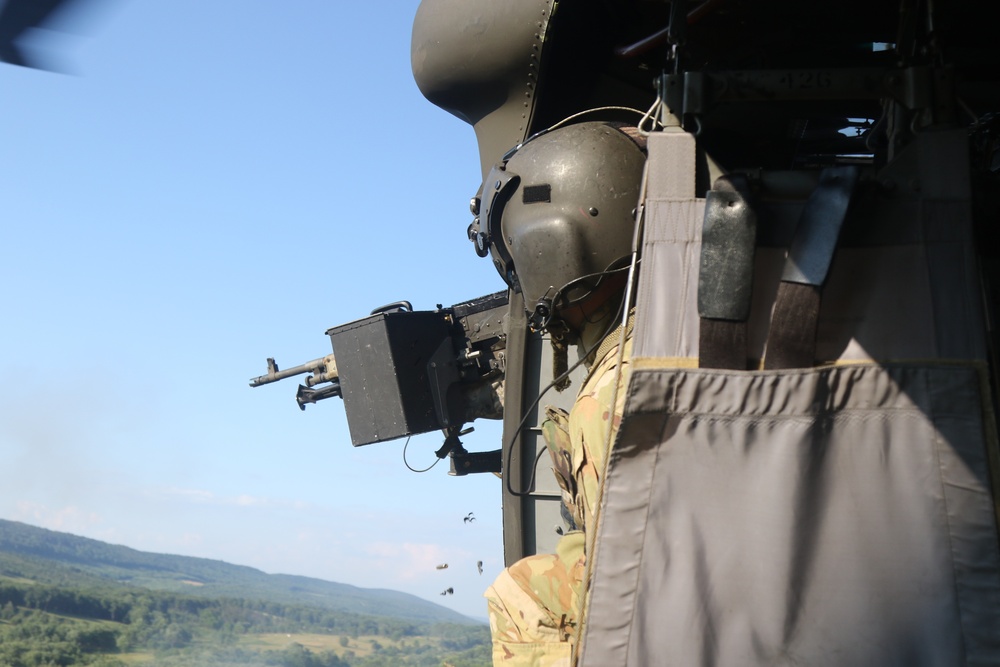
[485,326,633,666]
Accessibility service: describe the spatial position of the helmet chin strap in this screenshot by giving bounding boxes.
[532,278,627,395]
[559,273,628,344]
[572,295,625,358]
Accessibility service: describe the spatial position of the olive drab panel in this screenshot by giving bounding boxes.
[411,0,556,179]
[579,129,1000,666]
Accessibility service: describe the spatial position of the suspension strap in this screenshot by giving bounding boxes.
[763,165,860,369]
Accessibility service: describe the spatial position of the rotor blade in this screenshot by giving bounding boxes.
[0,0,100,69]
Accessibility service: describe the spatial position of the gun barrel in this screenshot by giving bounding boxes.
[249,355,336,388]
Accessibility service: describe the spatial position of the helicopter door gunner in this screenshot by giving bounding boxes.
[479,120,646,666]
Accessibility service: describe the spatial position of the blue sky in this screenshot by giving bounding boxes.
[0,1,507,620]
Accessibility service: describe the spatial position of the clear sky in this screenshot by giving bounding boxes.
[0,1,508,620]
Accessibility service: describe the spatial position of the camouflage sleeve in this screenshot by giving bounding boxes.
[484,531,586,666]
[541,406,581,531]
[569,335,633,534]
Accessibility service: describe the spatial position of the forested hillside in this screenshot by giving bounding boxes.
[0,520,490,666]
[0,519,471,624]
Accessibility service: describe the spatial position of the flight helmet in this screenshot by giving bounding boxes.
[472,121,646,332]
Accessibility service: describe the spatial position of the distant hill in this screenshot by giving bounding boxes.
[0,518,476,625]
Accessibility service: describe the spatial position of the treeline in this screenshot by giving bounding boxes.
[0,580,490,667]
[0,581,431,639]
[0,607,121,667]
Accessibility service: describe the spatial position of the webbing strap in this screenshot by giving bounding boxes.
[763,282,822,370]
[698,174,757,369]
[699,318,749,369]
[764,165,860,369]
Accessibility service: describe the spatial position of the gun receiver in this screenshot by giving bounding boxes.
[250,291,508,453]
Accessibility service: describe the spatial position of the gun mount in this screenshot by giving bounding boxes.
[250,291,508,473]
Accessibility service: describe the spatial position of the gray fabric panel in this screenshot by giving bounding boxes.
[633,130,702,362]
[922,199,986,360]
[636,210,986,364]
[633,130,986,367]
[644,129,697,200]
[596,129,999,667]
[814,245,938,362]
[633,198,705,360]
[582,364,1000,667]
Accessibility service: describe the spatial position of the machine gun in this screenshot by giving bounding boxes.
[250,291,509,475]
